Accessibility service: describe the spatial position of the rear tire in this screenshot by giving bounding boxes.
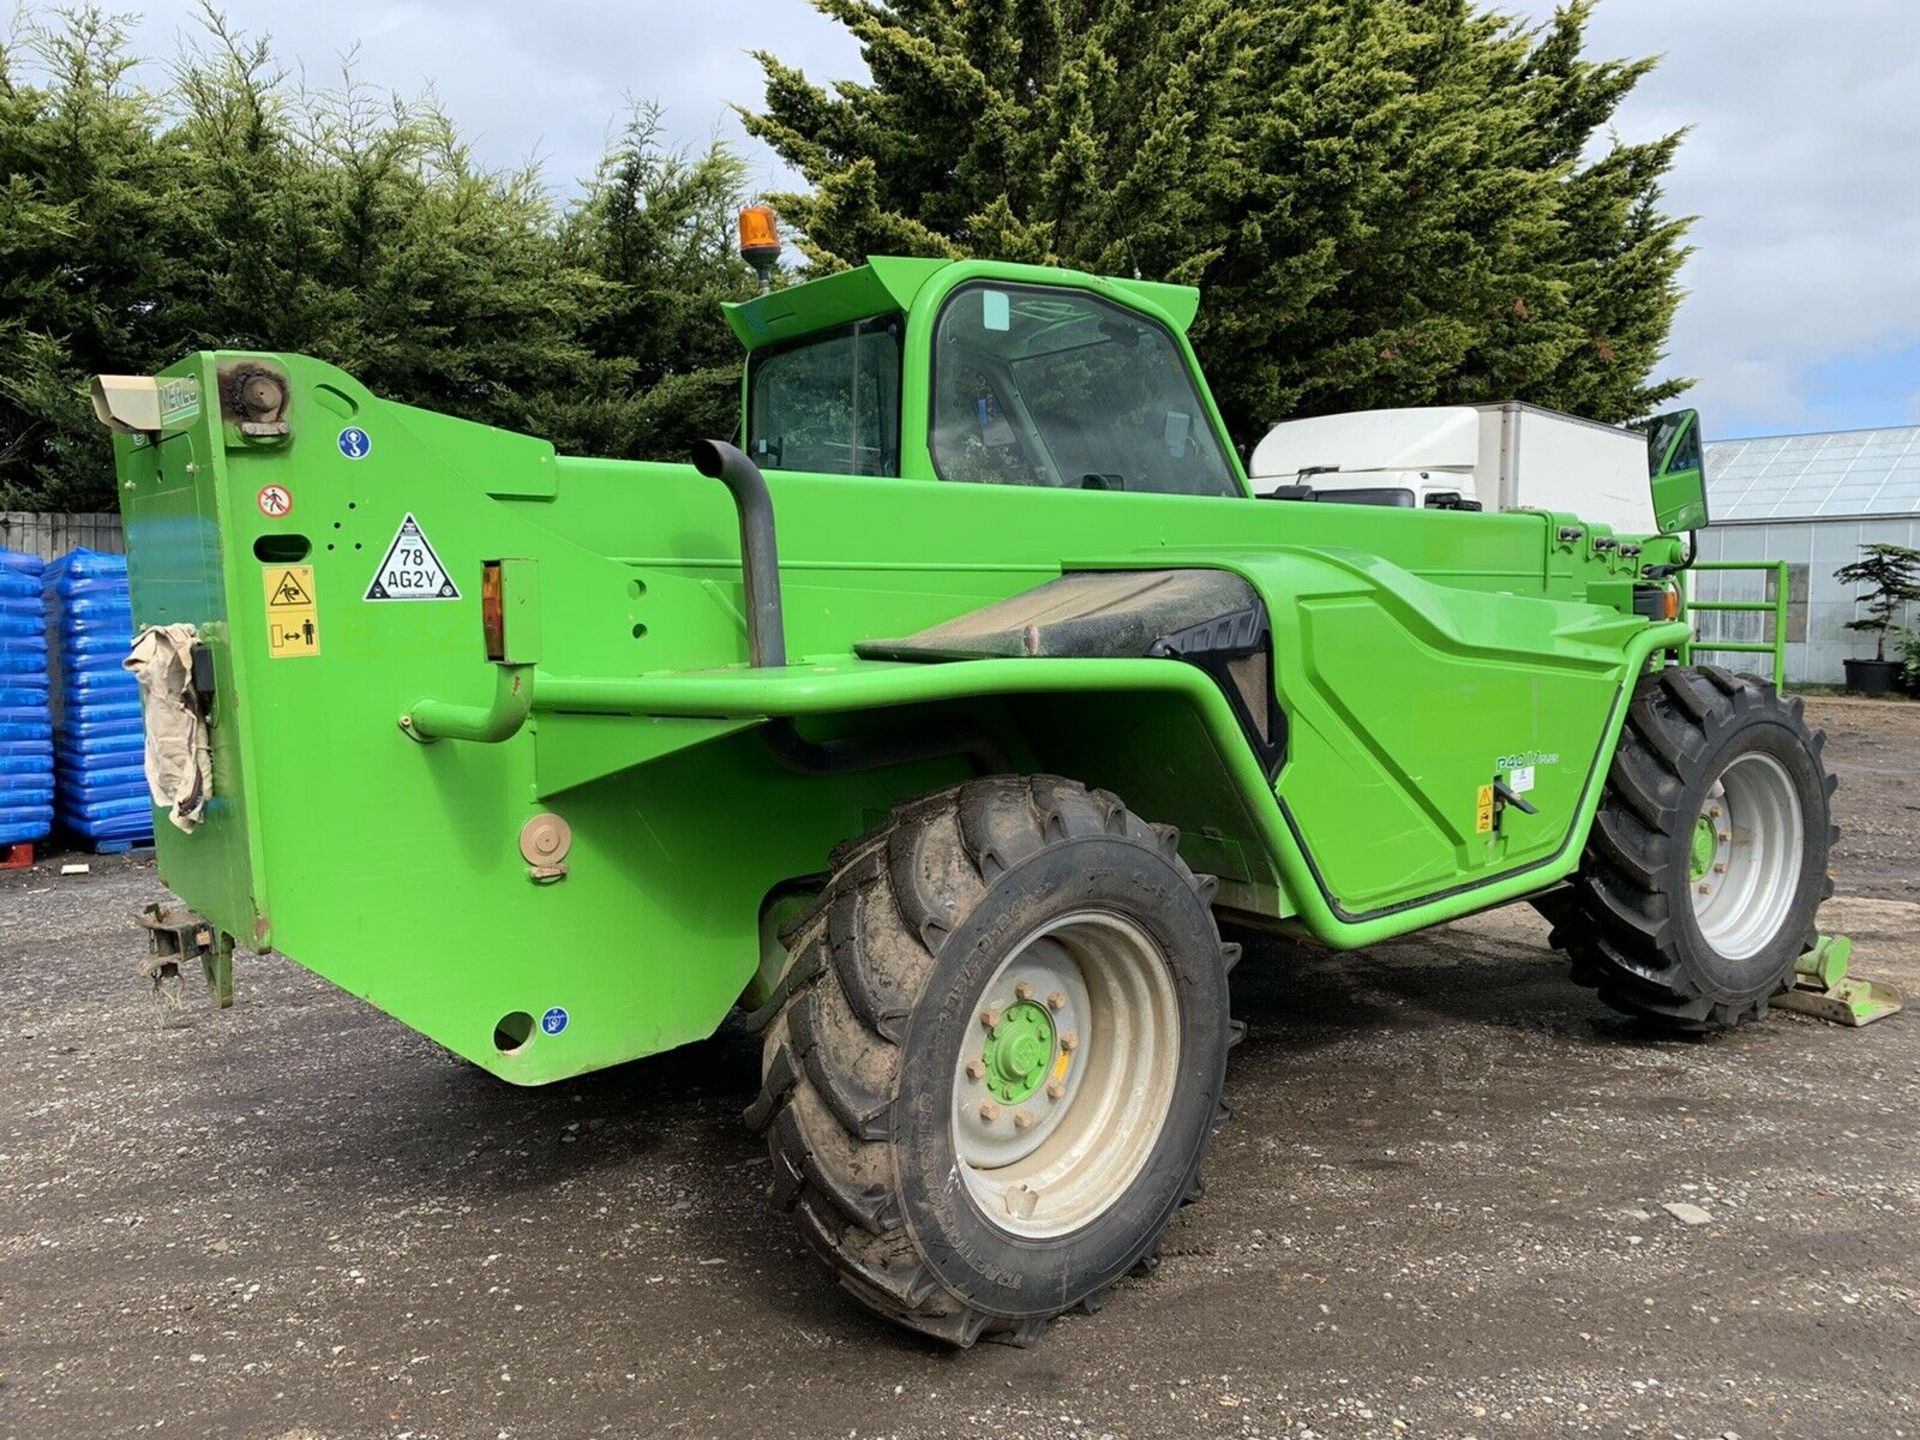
[1541,665,1837,1031]
[745,775,1236,1345]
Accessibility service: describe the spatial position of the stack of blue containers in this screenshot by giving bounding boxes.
[45,550,153,849]
[0,549,54,853]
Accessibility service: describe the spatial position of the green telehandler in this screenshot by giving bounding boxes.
[93,239,1838,1345]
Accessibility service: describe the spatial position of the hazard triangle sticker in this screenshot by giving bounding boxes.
[365,513,460,601]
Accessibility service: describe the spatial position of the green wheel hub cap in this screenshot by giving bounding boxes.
[1689,814,1718,881]
[982,1000,1056,1104]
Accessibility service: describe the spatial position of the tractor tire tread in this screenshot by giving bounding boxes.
[1555,666,1835,1031]
[746,774,1230,1346]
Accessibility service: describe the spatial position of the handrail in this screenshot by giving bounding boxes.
[1680,560,1789,682]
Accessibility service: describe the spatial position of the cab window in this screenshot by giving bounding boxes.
[747,317,902,476]
[929,284,1238,497]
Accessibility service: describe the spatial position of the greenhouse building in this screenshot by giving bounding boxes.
[1692,424,1920,684]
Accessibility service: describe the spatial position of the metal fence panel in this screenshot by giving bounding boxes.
[0,512,125,561]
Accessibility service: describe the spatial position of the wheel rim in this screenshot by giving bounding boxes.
[1689,751,1805,960]
[950,910,1181,1240]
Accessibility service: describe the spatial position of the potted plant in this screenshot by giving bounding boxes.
[1898,626,1920,699]
[1834,542,1920,696]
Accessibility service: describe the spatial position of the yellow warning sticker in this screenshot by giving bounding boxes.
[263,565,320,659]
[1052,1049,1072,1082]
[1475,783,1496,835]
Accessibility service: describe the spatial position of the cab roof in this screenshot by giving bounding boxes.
[723,257,1202,352]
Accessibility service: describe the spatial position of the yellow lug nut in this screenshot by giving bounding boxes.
[1046,991,1066,1011]
[980,1008,1000,1029]
[1013,1110,1035,1131]
[1060,1031,1079,1052]
[980,1101,1000,1122]
[1046,1079,1066,1101]
[1013,980,1034,1001]
[965,1059,985,1081]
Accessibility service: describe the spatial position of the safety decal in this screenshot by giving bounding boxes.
[337,427,372,460]
[541,1007,570,1036]
[257,483,294,518]
[263,565,320,659]
[1474,783,1495,836]
[365,513,460,601]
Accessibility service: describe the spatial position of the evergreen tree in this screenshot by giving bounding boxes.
[0,5,761,511]
[747,0,1692,447]
[546,104,760,462]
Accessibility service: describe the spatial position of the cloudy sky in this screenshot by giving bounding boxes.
[97,0,1920,440]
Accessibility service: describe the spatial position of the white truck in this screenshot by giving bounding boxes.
[1248,401,1660,534]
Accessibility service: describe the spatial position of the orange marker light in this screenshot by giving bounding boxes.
[1664,587,1680,621]
[482,561,505,662]
[739,205,781,292]
[739,205,781,260]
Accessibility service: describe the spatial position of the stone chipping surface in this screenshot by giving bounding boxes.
[2,700,1918,1440]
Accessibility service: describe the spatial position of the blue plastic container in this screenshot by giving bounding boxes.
[0,548,52,846]
[43,548,153,846]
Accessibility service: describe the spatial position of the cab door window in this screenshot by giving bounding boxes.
[929,284,1238,497]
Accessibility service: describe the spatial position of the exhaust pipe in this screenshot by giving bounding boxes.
[690,440,786,669]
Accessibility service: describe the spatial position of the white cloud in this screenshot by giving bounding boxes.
[110,0,858,192]
[1507,0,1920,436]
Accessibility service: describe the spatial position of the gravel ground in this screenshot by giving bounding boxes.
[3,699,1918,1440]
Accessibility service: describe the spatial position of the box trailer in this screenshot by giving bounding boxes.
[1248,401,1666,534]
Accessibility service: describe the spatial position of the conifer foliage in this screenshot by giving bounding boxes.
[0,7,757,510]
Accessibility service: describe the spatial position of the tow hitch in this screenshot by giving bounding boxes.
[135,903,235,1010]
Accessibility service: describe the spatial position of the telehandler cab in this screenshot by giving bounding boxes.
[94,237,1837,1345]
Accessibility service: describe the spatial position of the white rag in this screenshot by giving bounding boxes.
[123,624,212,833]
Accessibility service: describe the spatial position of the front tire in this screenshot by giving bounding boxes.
[745,776,1236,1345]
[1543,665,1837,1030]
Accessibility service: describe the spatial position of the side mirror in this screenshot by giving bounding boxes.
[1645,408,1709,534]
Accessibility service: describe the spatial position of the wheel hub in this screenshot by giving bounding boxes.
[1689,813,1720,882]
[982,1000,1055,1104]
[1689,755,1805,960]
[949,912,1180,1238]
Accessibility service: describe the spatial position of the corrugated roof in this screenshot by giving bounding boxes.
[1705,424,1920,521]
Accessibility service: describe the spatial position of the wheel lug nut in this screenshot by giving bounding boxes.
[1060,1031,1079,1052]
[965,1059,985,1081]
[1718,831,1731,841]
[1013,980,1034,1001]
[1013,1110,1035,1131]
[1698,883,1712,895]
[1046,991,1066,1011]
[980,1008,1000,1029]
[980,1101,1000,1122]
[1713,863,1726,874]
[1046,1079,1066,1100]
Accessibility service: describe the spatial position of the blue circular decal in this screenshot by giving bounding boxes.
[337,427,372,460]
[541,1006,570,1036]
